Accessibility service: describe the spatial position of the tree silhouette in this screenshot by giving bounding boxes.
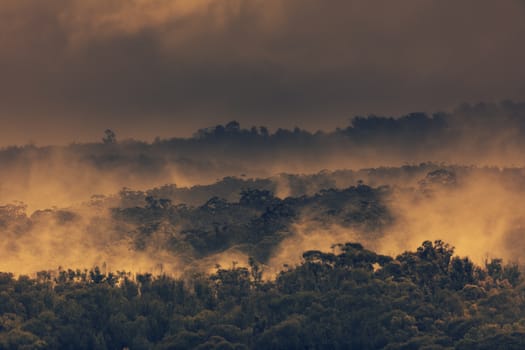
[102,129,117,144]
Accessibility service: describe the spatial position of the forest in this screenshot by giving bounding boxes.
[3,117,525,348]
[1,240,524,349]
[2,0,525,347]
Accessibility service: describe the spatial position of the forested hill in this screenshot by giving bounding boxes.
[1,241,524,349]
[3,164,525,274]
[2,165,525,348]
[1,181,392,275]
[2,102,525,208]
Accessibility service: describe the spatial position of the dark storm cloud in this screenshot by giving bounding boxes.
[0,0,524,145]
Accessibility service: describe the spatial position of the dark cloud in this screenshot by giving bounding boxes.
[0,0,524,145]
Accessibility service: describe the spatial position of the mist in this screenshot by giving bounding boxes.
[1,0,525,146]
[1,101,525,211]
[2,160,525,277]
[2,102,525,276]
[2,1,525,347]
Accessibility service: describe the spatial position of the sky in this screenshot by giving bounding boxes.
[1,0,524,146]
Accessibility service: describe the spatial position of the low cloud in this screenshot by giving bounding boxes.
[1,0,524,145]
